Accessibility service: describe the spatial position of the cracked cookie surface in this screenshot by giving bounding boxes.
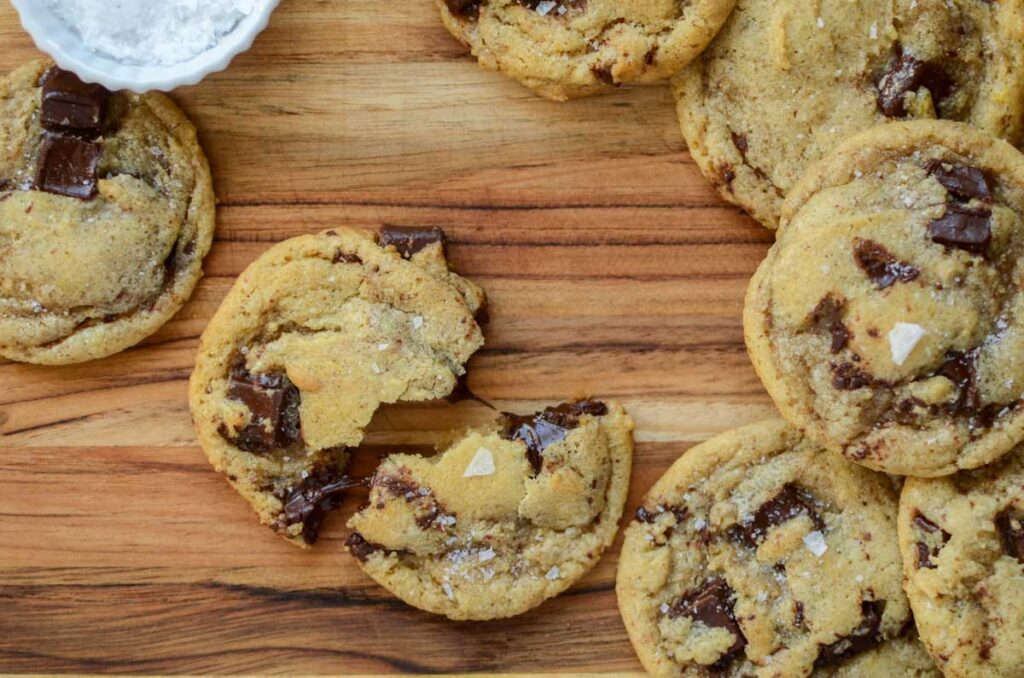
[673,0,1024,228]
[346,399,633,620]
[189,227,485,547]
[617,420,933,677]
[898,443,1024,677]
[0,60,215,364]
[437,0,736,100]
[746,121,1024,477]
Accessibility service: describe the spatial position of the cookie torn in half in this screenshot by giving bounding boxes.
[346,399,634,620]
[189,227,485,547]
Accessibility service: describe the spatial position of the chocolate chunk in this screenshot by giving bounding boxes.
[669,578,747,667]
[731,132,749,156]
[925,160,992,202]
[281,467,360,545]
[937,351,980,415]
[443,0,481,16]
[332,251,362,264]
[810,295,850,353]
[39,67,110,138]
[591,65,615,85]
[853,239,920,289]
[729,483,825,548]
[912,511,951,569]
[813,601,885,668]
[378,226,445,259]
[928,205,992,256]
[876,48,953,118]
[222,363,301,453]
[832,362,875,391]
[34,133,101,200]
[502,400,607,474]
[995,509,1024,564]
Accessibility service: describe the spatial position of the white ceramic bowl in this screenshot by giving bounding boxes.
[9,0,280,92]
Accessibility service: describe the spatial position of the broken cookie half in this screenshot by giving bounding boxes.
[189,227,485,547]
[346,399,634,620]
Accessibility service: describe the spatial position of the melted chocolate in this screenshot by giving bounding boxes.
[925,160,992,202]
[928,205,992,256]
[344,531,403,562]
[501,400,608,474]
[34,133,101,200]
[876,48,953,118]
[912,511,951,569]
[810,296,849,353]
[221,363,301,453]
[378,226,445,259]
[728,483,824,548]
[853,239,920,289]
[282,468,360,545]
[39,66,110,138]
[669,578,747,668]
[813,601,885,668]
[995,508,1024,564]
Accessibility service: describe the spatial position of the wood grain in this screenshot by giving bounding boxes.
[0,0,773,673]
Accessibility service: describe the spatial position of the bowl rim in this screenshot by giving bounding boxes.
[8,0,281,92]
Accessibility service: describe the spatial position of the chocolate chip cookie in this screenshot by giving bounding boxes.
[437,0,736,101]
[616,420,927,677]
[0,60,215,364]
[189,227,486,547]
[898,443,1024,677]
[346,399,633,620]
[673,0,1024,228]
[746,120,1024,477]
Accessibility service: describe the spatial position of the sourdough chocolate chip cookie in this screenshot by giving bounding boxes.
[0,60,215,364]
[617,420,929,677]
[898,444,1024,677]
[746,121,1024,477]
[673,0,1024,228]
[437,0,736,101]
[346,399,633,620]
[189,227,486,547]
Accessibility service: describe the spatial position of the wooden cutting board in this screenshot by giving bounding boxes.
[0,0,775,673]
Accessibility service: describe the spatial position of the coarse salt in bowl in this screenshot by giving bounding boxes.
[9,0,280,92]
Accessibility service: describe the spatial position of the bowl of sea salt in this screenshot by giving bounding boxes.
[10,0,280,92]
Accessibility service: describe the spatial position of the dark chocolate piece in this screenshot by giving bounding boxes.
[728,483,824,548]
[282,468,360,545]
[832,362,875,391]
[34,133,101,200]
[937,351,980,415]
[813,601,885,668]
[928,205,992,256]
[810,295,849,353]
[344,531,403,562]
[39,66,110,138]
[669,578,747,667]
[591,65,615,85]
[222,363,301,453]
[925,160,992,202]
[876,48,953,118]
[853,239,920,289]
[995,509,1024,564]
[378,226,445,259]
[501,400,608,474]
[912,511,951,569]
[332,251,362,264]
